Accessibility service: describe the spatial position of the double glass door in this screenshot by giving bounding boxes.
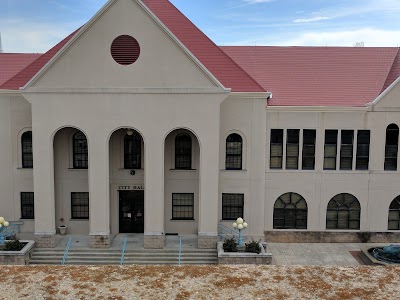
[119,191,144,233]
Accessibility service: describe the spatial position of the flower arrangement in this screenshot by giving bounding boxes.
[0,217,9,229]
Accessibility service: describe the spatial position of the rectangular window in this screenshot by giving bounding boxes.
[286,129,300,169]
[172,193,194,220]
[222,194,244,220]
[324,130,338,170]
[340,130,354,170]
[270,129,284,169]
[21,192,34,219]
[302,129,316,170]
[71,192,89,219]
[356,130,370,170]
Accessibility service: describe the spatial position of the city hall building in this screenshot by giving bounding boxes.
[1,0,400,248]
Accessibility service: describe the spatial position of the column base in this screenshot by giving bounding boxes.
[198,235,217,249]
[89,235,110,248]
[144,234,165,249]
[35,234,56,248]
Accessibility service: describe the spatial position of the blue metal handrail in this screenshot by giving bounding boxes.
[61,236,72,265]
[218,223,238,240]
[120,237,127,266]
[178,235,182,266]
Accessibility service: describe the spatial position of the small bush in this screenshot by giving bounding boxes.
[4,240,26,251]
[223,237,238,252]
[245,239,261,254]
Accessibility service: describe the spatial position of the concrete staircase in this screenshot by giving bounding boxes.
[29,248,217,265]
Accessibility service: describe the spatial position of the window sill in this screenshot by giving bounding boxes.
[169,169,197,172]
[220,169,247,172]
[70,218,89,221]
[20,218,34,220]
[16,168,33,170]
[171,219,195,221]
[68,168,88,171]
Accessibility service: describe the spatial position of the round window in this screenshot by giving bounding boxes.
[111,35,140,65]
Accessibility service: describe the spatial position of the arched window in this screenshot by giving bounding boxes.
[124,132,141,169]
[385,124,399,171]
[226,133,243,170]
[326,193,360,230]
[73,132,88,169]
[273,192,307,229]
[21,131,33,168]
[388,196,400,230]
[175,133,192,169]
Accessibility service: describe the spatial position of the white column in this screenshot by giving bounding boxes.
[144,135,164,248]
[198,130,220,248]
[88,132,110,248]
[33,127,56,247]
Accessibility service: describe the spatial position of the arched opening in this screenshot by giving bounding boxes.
[388,196,400,230]
[273,192,307,229]
[326,193,360,230]
[164,128,200,234]
[109,128,145,234]
[53,127,89,234]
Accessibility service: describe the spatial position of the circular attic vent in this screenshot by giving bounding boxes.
[111,35,140,65]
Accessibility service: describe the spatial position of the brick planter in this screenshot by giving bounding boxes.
[217,242,272,265]
[0,240,35,265]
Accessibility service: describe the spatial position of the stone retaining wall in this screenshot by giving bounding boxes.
[0,240,35,265]
[217,242,272,264]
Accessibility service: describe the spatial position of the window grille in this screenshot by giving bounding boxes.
[388,196,400,230]
[73,132,88,169]
[172,193,194,220]
[356,130,370,170]
[124,132,142,169]
[286,129,300,169]
[175,134,192,169]
[324,130,338,170]
[384,124,399,171]
[71,192,89,219]
[270,129,283,169]
[302,129,316,170]
[225,134,243,170]
[340,130,354,170]
[273,192,308,229]
[222,194,244,220]
[21,192,34,219]
[326,193,360,230]
[21,131,33,168]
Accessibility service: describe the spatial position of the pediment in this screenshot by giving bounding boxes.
[28,0,224,90]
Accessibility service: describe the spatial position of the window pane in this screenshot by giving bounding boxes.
[302,129,316,169]
[385,124,399,171]
[226,134,242,170]
[175,134,192,169]
[286,129,299,170]
[273,192,307,229]
[340,130,353,170]
[324,131,337,170]
[270,129,283,169]
[71,192,89,219]
[326,193,360,230]
[73,132,88,169]
[172,193,194,219]
[22,131,33,168]
[21,192,34,219]
[124,133,142,169]
[222,194,244,220]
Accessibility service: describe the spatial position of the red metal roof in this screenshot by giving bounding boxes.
[0,53,41,87]
[142,0,265,92]
[221,46,400,106]
[0,30,79,90]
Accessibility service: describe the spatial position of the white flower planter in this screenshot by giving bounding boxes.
[58,226,67,235]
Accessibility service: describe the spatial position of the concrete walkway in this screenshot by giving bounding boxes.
[268,242,392,266]
[19,233,395,266]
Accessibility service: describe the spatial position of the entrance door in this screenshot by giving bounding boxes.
[119,191,144,233]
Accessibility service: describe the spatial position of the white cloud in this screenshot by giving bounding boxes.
[264,28,400,47]
[293,16,332,23]
[223,0,274,10]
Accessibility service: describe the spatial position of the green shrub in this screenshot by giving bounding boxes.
[223,237,238,252]
[245,239,261,254]
[4,240,26,251]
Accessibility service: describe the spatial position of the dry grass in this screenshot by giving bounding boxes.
[0,265,398,299]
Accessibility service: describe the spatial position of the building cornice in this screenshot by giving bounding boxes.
[0,89,21,95]
[21,87,230,95]
[228,92,271,100]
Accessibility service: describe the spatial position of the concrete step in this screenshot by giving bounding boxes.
[30,248,217,265]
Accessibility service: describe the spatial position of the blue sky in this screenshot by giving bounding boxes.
[1,0,400,53]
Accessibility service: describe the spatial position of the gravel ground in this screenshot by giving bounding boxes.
[0,265,398,300]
